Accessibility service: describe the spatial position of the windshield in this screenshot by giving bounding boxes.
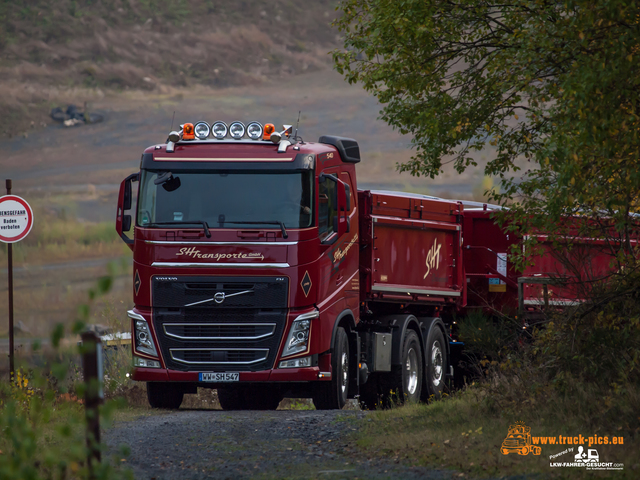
[137,170,314,229]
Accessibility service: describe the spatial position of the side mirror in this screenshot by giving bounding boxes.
[116,173,139,249]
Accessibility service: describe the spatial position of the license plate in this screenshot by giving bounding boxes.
[199,372,239,382]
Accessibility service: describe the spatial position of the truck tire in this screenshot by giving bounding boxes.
[381,329,423,406]
[422,326,447,400]
[147,382,184,409]
[313,326,349,410]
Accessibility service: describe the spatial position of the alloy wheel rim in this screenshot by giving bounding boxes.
[431,341,443,387]
[405,347,419,395]
[340,351,349,394]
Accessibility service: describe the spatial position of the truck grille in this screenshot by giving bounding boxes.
[163,323,276,340]
[151,276,288,372]
[170,348,269,365]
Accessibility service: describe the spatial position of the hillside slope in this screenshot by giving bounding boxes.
[0,0,340,135]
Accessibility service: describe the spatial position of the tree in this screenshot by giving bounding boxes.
[333,0,640,280]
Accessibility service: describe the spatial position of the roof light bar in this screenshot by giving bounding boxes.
[167,120,278,142]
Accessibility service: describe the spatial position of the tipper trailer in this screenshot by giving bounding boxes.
[116,120,608,410]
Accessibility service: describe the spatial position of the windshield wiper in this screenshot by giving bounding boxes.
[220,220,288,239]
[148,221,211,238]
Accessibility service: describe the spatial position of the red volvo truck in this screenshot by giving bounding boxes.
[115,120,605,410]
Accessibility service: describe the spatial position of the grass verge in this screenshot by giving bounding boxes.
[354,386,638,479]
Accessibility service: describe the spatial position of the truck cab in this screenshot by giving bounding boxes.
[117,122,361,409]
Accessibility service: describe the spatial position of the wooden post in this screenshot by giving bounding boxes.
[81,331,103,475]
[6,179,14,383]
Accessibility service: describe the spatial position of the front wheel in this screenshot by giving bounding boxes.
[313,326,349,410]
[147,382,184,409]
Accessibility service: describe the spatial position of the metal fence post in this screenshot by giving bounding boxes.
[81,331,104,475]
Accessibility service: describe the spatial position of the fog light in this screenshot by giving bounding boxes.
[134,356,161,368]
[194,121,210,139]
[212,121,228,139]
[279,356,312,368]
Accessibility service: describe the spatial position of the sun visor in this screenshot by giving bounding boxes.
[318,135,361,163]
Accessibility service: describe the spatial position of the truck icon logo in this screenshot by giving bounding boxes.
[575,446,599,463]
[500,422,542,456]
[184,289,253,307]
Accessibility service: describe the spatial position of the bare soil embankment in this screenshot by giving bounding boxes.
[0,0,339,136]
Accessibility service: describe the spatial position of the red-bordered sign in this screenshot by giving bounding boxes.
[0,195,34,243]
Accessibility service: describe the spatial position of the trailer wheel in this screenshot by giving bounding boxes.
[422,326,447,400]
[146,382,184,409]
[313,326,349,410]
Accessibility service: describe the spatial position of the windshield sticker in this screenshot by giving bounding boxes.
[176,247,264,261]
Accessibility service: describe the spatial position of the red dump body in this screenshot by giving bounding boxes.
[461,207,623,314]
[358,191,464,307]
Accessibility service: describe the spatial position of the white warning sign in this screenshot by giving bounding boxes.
[0,195,34,243]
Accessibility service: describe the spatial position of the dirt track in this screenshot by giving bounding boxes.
[104,409,454,480]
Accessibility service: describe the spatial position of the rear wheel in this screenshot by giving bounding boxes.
[421,326,447,401]
[147,382,184,409]
[381,329,423,406]
[313,326,349,410]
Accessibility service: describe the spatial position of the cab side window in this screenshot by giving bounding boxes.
[318,174,337,241]
[340,172,355,213]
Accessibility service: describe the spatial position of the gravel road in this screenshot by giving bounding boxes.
[104,409,455,480]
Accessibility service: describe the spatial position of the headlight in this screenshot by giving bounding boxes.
[281,309,319,357]
[194,121,210,139]
[229,121,245,139]
[212,121,228,139]
[128,310,158,357]
[246,121,263,140]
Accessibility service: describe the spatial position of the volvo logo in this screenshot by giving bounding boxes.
[184,289,253,307]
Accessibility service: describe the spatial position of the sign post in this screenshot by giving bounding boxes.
[1,180,34,382]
